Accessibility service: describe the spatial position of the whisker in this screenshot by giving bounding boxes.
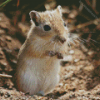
[67,37,76,46]
[69,32,100,48]
[79,38,92,47]
[90,38,100,44]
[68,43,71,47]
[70,39,76,45]
[67,38,71,47]
[79,37,98,48]
[77,37,86,43]
[68,42,71,47]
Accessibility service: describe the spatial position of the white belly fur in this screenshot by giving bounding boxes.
[18,57,60,95]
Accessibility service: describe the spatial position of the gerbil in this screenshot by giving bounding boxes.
[14,5,69,96]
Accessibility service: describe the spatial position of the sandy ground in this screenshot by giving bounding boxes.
[0,12,100,100]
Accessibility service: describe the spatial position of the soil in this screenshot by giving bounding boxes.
[0,0,100,100]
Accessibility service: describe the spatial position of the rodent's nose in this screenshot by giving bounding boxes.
[55,35,66,44]
[59,37,66,43]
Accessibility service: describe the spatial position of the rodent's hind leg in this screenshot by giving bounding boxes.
[36,91,45,96]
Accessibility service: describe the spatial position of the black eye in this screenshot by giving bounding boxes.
[44,25,51,31]
[64,22,66,27]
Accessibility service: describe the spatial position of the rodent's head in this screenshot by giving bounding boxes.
[29,6,68,45]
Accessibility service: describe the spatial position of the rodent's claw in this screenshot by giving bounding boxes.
[45,51,56,57]
[56,52,63,59]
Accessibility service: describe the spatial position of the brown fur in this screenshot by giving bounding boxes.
[14,6,69,95]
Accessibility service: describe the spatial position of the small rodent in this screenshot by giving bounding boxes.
[14,5,69,96]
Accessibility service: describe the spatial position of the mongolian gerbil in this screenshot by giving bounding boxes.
[14,5,69,96]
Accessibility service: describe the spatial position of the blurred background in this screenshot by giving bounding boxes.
[0,0,100,99]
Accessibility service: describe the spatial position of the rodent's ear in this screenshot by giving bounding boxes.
[29,11,41,26]
[56,5,62,16]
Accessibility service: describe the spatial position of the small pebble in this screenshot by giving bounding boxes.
[64,84,69,89]
[58,83,63,87]
[64,71,73,80]
[69,94,75,98]
[69,50,74,54]
[4,94,8,98]
[11,59,17,64]
[74,59,79,62]
[88,51,94,56]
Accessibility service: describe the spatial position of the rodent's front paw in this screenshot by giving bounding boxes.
[45,51,63,59]
[45,51,56,57]
[56,52,63,59]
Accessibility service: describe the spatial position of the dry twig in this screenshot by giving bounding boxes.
[0,0,12,8]
[70,18,100,31]
[0,74,12,78]
[92,0,96,9]
[85,0,99,15]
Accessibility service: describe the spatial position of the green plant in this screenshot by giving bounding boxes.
[0,0,12,8]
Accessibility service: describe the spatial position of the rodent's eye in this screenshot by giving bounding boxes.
[44,25,51,31]
[64,22,66,27]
